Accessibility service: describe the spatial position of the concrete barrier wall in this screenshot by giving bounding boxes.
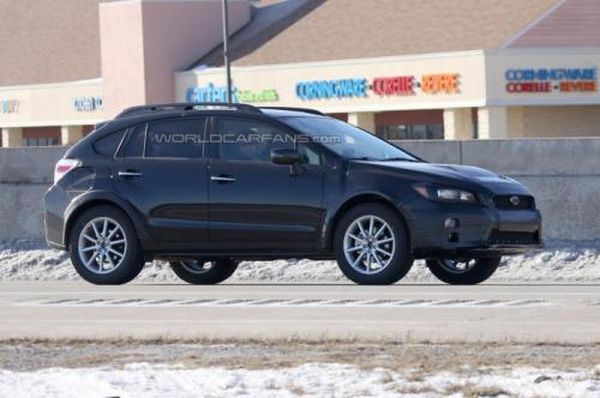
[0,139,598,241]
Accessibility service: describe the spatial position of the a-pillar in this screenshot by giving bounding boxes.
[477,106,508,139]
[1,127,23,147]
[348,112,376,134]
[443,108,473,140]
[61,125,83,145]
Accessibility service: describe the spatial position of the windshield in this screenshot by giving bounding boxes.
[281,116,419,161]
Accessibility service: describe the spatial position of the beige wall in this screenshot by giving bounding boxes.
[508,105,600,138]
[0,79,103,128]
[176,50,488,113]
[100,0,250,118]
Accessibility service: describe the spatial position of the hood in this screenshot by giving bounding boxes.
[361,161,530,195]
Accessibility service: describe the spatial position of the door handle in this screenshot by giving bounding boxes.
[118,171,143,178]
[211,175,236,183]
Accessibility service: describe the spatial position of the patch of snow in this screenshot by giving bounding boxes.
[0,363,599,397]
[1,239,600,283]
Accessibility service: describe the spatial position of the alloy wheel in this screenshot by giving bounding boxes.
[343,215,396,275]
[77,216,127,275]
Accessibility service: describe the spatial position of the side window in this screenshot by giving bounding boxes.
[119,124,146,158]
[214,118,294,162]
[146,118,205,159]
[93,130,125,157]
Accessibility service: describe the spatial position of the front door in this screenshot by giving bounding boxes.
[207,116,324,250]
[112,117,209,250]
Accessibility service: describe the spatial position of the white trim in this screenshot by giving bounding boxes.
[177,49,486,76]
[487,98,600,107]
[0,78,102,92]
[501,0,568,48]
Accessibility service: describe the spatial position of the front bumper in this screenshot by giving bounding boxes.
[406,200,542,259]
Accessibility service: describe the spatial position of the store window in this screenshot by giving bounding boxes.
[22,126,61,146]
[375,110,444,140]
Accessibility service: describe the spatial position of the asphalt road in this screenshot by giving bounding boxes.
[1,282,599,344]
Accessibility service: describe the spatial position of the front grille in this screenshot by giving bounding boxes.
[493,195,534,210]
[489,231,540,245]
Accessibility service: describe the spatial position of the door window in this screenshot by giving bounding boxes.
[213,118,294,162]
[146,118,206,159]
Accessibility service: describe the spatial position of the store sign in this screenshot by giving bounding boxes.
[295,73,460,101]
[186,83,279,103]
[505,68,598,93]
[0,99,20,114]
[73,96,103,112]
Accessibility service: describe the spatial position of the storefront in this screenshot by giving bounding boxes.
[1,0,599,146]
[175,48,600,140]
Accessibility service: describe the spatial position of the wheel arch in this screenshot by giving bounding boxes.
[324,193,412,251]
[63,192,146,249]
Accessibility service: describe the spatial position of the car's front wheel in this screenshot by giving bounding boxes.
[69,205,145,285]
[426,256,501,285]
[169,259,239,284]
[334,203,413,285]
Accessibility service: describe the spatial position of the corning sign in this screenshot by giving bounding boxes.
[505,68,598,93]
[295,73,460,101]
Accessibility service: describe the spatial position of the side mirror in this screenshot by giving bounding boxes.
[271,148,302,165]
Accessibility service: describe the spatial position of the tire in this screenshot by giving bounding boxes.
[426,256,501,285]
[169,259,239,285]
[334,203,413,285]
[68,205,145,285]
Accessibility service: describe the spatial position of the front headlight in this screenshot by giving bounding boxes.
[413,184,477,204]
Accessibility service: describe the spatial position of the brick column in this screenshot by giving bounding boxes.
[443,108,473,140]
[348,112,376,134]
[478,106,508,139]
[1,127,24,147]
[61,125,84,145]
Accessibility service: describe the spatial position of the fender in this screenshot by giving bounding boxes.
[62,190,151,248]
[319,189,414,250]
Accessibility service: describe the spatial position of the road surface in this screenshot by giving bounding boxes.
[1,282,599,343]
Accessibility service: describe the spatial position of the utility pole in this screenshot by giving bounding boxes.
[222,0,232,103]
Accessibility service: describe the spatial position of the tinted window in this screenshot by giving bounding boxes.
[93,130,124,157]
[215,118,294,162]
[146,118,205,159]
[119,124,146,158]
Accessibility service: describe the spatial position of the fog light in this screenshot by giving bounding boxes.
[445,218,459,242]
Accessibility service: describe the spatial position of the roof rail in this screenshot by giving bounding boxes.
[115,102,262,119]
[259,106,326,116]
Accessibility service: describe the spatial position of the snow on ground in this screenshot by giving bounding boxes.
[1,239,600,282]
[1,363,599,397]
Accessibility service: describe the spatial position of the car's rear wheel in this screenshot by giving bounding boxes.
[334,203,413,285]
[426,256,501,285]
[69,205,144,285]
[169,259,239,285]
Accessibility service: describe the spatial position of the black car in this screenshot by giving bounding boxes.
[44,103,542,286]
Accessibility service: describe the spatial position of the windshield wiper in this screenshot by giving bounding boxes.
[348,156,378,161]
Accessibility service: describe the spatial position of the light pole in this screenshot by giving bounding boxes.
[221,0,232,104]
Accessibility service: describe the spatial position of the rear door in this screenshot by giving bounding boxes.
[207,116,325,250]
[111,117,209,249]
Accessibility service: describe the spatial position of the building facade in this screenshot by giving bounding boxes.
[1,0,600,147]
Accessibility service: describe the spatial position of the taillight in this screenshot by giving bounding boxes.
[54,159,81,184]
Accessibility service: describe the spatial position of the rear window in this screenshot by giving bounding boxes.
[93,130,125,157]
